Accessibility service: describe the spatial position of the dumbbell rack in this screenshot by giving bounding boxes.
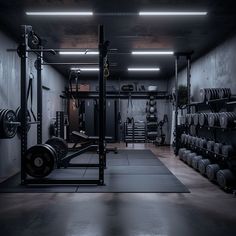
[178,92,236,191]
[124,122,146,146]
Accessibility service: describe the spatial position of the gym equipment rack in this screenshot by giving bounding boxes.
[16,25,109,186]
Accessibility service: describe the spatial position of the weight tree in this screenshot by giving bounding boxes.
[17,25,108,185]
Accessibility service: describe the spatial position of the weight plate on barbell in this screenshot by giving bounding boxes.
[25,144,56,178]
[46,137,68,162]
[0,109,17,138]
[15,107,31,134]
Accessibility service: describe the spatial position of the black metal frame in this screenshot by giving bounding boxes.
[18,25,108,186]
[174,52,193,155]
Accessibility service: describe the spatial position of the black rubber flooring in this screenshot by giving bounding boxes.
[0,149,189,193]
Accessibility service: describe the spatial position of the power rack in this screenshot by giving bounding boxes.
[17,25,109,186]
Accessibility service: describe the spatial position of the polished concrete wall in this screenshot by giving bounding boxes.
[168,34,236,145]
[0,30,66,178]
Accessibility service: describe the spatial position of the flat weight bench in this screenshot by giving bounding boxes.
[71,131,118,154]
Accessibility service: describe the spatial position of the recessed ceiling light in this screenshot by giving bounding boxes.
[26,12,93,16]
[128,68,160,71]
[71,67,99,71]
[139,12,207,16]
[59,51,98,55]
[132,51,174,55]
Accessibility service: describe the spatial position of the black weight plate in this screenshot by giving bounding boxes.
[1,110,17,138]
[0,109,7,138]
[15,107,31,134]
[46,137,68,161]
[25,144,55,178]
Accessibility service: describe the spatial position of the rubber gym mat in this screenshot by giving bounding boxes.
[77,175,189,193]
[0,149,189,193]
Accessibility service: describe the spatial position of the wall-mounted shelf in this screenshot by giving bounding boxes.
[64,90,171,100]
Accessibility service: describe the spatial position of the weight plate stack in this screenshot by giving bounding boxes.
[192,155,203,170]
[206,164,220,181]
[198,159,211,175]
[187,153,197,166]
[199,113,208,127]
[25,144,56,178]
[216,169,236,189]
[213,143,223,155]
[182,150,191,162]
[208,113,220,127]
[15,107,31,135]
[219,112,236,129]
[218,88,231,99]
[46,137,68,163]
[0,109,18,139]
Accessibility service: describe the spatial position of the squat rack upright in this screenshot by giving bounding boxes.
[174,51,193,155]
[17,25,108,185]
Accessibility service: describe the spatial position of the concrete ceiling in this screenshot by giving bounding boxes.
[0,0,236,79]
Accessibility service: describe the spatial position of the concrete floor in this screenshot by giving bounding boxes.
[0,144,236,236]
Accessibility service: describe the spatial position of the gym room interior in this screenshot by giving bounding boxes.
[0,1,236,235]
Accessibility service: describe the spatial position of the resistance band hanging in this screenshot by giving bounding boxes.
[126,93,134,124]
[69,70,80,109]
[27,74,37,122]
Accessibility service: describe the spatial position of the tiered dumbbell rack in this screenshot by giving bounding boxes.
[179,94,236,191]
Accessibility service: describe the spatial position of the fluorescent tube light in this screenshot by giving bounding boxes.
[59,51,98,55]
[128,68,160,71]
[132,51,174,55]
[71,68,99,71]
[139,12,207,16]
[26,12,93,16]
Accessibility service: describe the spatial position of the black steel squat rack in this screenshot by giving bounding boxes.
[17,25,108,186]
